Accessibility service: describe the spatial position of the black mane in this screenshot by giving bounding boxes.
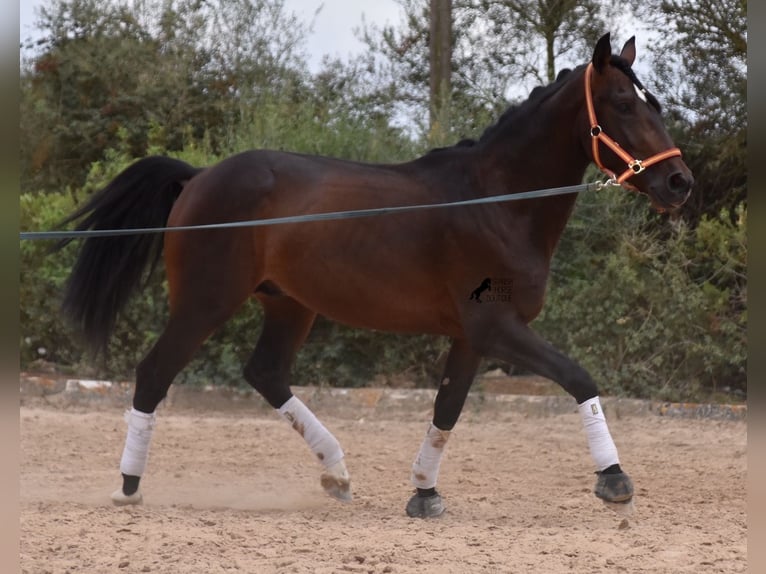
[428,68,574,154]
[476,67,574,144]
[428,55,660,154]
[427,138,478,154]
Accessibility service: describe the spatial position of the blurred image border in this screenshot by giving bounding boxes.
[0,1,21,572]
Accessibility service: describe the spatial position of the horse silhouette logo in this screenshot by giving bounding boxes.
[469,277,492,303]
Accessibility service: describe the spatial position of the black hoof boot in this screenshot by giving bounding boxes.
[594,470,634,503]
[405,491,445,518]
[111,474,143,506]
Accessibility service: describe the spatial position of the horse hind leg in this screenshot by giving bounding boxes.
[406,338,481,518]
[112,281,254,506]
[243,294,351,502]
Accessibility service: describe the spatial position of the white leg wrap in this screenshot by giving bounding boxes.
[119,408,156,477]
[411,423,451,489]
[278,396,344,468]
[578,397,620,471]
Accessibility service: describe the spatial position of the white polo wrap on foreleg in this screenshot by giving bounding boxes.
[578,396,620,471]
[411,423,451,489]
[278,396,344,468]
[119,408,157,477]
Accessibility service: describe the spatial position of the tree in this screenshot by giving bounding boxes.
[641,0,747,224]
[19,0,313,193]
[470,0,621,85]
[358,0,624,142]
[429,0,452,136]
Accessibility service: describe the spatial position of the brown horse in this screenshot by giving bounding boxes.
[58,34,692,517]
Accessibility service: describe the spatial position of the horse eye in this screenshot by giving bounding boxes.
[616,101,632,114]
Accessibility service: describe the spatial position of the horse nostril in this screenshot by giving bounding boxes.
[667,172,692,196]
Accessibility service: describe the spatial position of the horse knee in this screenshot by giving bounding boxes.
[561,365,599,404]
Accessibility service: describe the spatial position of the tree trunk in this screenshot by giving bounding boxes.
[429,0,452,137]
[545,31,555,83]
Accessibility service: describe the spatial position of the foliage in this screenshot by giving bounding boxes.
[356,0,504,143]
[536,185,746,401]
[20,148,168,376]
[641,0,747,224]
[20,0,313,193]
[356,0,625,143]
[19,0,747,401]
[463,0,623,84]
[21,155,746,401]
[20,108,427,388]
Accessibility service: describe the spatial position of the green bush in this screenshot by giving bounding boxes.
[20,108,435,388]
[20,192,80,370]
[20,138,746,401]
[536,186,746,402]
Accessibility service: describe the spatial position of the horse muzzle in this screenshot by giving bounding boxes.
[643,168,693,212]
[666,170,694,206]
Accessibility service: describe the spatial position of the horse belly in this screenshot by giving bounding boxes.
[266,232,459,335]
[309,285,455,335]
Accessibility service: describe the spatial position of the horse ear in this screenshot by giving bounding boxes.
[592,33,612,73]
[620,36,636,66]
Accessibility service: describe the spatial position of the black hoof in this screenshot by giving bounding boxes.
[594,471,634,503]
[405,492,445,518]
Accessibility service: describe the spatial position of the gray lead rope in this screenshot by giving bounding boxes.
[19,180,615,241]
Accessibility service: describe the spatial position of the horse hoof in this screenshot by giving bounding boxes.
[320,460,352,502]
[405,492,445,518]
[111,488,143,506]
[603,498,636,517]
[594,471,634,503]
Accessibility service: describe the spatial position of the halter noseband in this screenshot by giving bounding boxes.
[585,62,682,185]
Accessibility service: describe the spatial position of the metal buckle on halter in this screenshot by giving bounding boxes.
[628,159,644,174]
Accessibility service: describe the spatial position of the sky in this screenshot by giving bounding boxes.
[19,0,402,72]
[18,0,654,86]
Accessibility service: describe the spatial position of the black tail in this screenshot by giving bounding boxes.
[56,156,204,353]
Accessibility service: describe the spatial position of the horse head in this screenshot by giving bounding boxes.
[582,33,693,211]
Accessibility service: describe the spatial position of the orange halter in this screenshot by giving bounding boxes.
[584,62,682,185]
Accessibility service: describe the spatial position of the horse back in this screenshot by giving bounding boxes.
[164,149,552,334]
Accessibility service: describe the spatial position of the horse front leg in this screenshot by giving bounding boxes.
[465,311,634,514]
[406,338,480,518]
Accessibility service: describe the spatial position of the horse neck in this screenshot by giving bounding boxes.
[479,70,590,188]
[476,70,591,255]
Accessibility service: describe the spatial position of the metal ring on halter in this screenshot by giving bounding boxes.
[628,160,644,174]
[590,125,602,137]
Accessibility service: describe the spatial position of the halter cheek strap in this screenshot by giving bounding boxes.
[585,63,682,185]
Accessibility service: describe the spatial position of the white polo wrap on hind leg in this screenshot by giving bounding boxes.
[578,396,620,471]
[278,396,344,468]
[119,408,157,477]
[411,423,451,489]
